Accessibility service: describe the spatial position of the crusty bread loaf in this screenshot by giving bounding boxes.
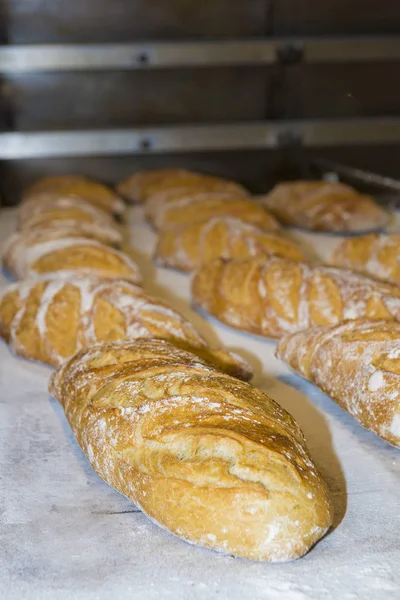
[23,176,125,216]
[17,195,123,247]
[145,188,247,225]
[261,181,389,232]
[117,168,189,202]
[155,217,304,272]
[117,168,247,203]
[145,192,280,232]
[49,339,333,561]
[3,230,141,283]
[331,233,400,285]
[192,256,400,338]
[18,193,119,227]
[19,222,123,248]
[276,319,400,447]
[0,276,251,379]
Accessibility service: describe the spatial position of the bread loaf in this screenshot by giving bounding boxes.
[261,181,389,232]
[331,233,400,285]
[145,193,279,232]
[117,168,189,202]
[23,176,125,216]
[0,276,251,379]
[145,189,247,226]
[155,217,304,272]
[20,222,123,248]
[117,168,247,203]
[277,319,400,447]
[117,169,198,203]
[16,196,123,247]
[3,231,141,283]
[192,256,400,338]
[49,339,333,561]
[18,194,119,227]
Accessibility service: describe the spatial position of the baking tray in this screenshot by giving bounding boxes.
[1,206,400,599]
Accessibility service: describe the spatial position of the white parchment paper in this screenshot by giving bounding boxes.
[1,206,399,599]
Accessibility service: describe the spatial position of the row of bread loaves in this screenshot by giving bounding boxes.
[118,168,400,448]
[0,173,333,561]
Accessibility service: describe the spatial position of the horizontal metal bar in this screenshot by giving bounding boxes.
[293,118,400,146]
[312,158,400,192]
[0,37,399,73]
[0,42,276,72]
[303,36,400,63]
[0,124,272,158]
[0,118,400,160]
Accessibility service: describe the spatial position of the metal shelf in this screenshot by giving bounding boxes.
[0,36,399,72]
[1,118,400,159]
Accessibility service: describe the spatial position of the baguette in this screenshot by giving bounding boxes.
[145,193,279,232]
[331,233,400,285]
[276,319,400,447]
[23,176,125,217]
[191,256,400,338]
[155,217,304,272]
[261,181,389,232]
[0,276,251,379]
[49,339,333,561]
[117,169,247,203]
[3,230,141,284]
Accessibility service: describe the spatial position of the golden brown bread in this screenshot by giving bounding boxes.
[23,176,125,216]
[191,256,400,338]
[49,339,333,561]
[145,186,247,218]
[145,189,249,229]
[261,181,389,232]
[117,168,195,202]
[0,276,251,378]
[145,192,280,232]
[17,195,123,247]
[276,319,400,448]
[18,193,118,227]
[331,233,400,285]
[117,168,248,203]
[18,222,124,248]
[3,230,141,283]
[155,216,305,272]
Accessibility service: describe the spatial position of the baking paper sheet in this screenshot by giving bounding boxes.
[1,207,400,599]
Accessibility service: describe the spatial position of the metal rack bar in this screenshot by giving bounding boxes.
[1,118,399,159]
[0,37,398,72]
[312,158,400,192]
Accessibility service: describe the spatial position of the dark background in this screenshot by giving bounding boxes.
[1,0,400,202]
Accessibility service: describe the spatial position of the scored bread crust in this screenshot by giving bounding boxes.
[18,194,119,227]
[191,256,400,338]
[331,233,400,285]
[0,276,252,379]
[145,192,280,232]
[117,168,190,202]
[261,181,389,233]
[155,216,305,272]
[145,189,247,226]
[17,222,123,249]
[3,231,141,283]
[117,169,248,203]
[16,196,123,247]
[49,339,333,561]
[276,319,400,447]
[23,176,125,216]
